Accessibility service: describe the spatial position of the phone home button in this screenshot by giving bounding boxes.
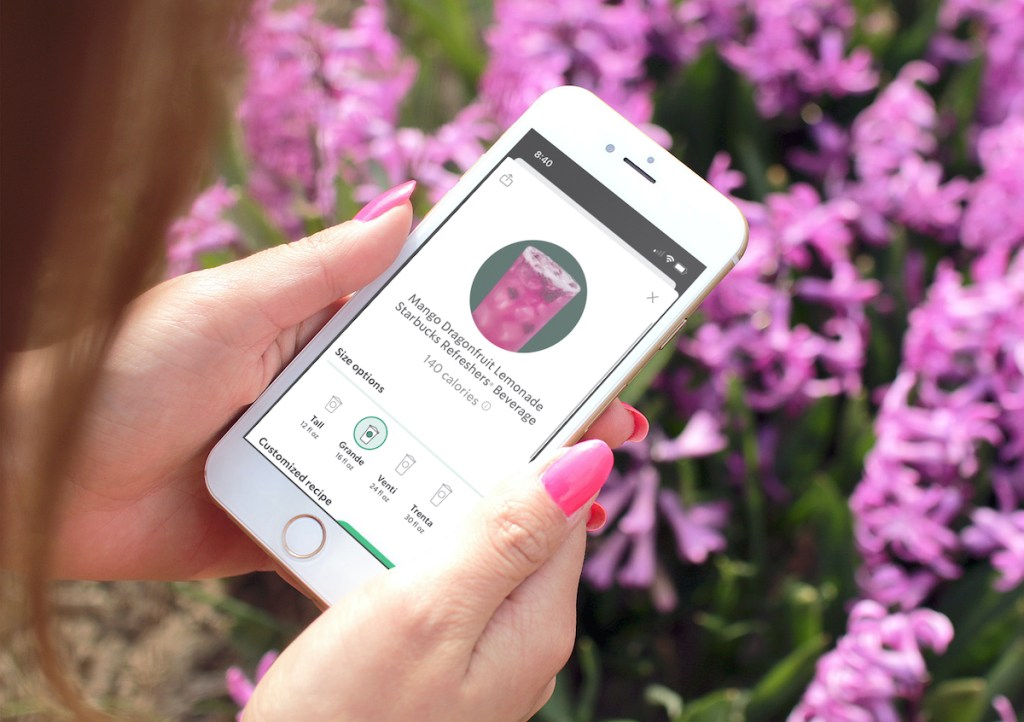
[282,515,326,559]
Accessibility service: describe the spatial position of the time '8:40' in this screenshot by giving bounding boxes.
[534,150,553,167]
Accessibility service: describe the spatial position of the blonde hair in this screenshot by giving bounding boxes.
[1,1,248,716]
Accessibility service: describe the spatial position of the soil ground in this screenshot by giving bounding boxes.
[1,574,317,721]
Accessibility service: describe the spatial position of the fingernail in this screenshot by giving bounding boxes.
[354,180,416,222]
[541,440,613,517]
[586,502,607,532]
[622,403,649,443]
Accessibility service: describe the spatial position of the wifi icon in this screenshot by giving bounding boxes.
[665,254,675,264]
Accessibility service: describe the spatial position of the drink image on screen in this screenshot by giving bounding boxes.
[472,245,581,352]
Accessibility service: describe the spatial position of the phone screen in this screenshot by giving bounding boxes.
[245,129,706,567]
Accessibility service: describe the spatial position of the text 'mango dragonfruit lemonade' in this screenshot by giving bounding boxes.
[472,245,581,352]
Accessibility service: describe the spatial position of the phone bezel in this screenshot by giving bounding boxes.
[205,86,748,605]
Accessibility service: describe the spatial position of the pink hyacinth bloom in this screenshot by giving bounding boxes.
[659,491,729,564]
[651,410,728,461]
[995,695,1020,722]
[480,0,661,131]
[226,651,279,720]
[719,0,877,117]
[791,601,952,722]
[166,182,240,277]
[963,508,1024,591]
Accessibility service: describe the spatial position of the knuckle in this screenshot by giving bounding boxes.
[491,498,555,572]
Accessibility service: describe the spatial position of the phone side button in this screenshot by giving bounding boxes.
[658,318,688,350]
[282,514,327,559]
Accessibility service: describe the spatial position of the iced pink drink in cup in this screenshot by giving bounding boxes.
[472,246,581,352]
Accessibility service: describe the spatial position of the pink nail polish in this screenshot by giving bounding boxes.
[541,440,613,517]
[354,180,416,222]
[622,402,649,443]
[586,502,607,532]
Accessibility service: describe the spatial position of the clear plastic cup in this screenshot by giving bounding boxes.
[472,246,580,352]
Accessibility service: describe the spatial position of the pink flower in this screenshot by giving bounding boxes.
[584,449,729,603]
[238,1,416,234]
[226,651,279,720]
[659,491,728,564]
[962,117,1024,281]
[719,0,877,117]
[963,508,1024,591]
[651,410,727,461]
[995,695,1020,722]
[166,182,241,277]
[849,62,969,242]
[480,0,660,130]
[791,601,953,722]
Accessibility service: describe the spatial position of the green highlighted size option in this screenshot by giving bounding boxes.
[353,416,388,450]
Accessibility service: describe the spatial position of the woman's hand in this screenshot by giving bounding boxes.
[31,183,646,581]
[245,441,613,722]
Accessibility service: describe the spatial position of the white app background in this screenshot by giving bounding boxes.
[247,156,676,566]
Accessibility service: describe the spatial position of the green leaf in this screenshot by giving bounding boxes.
[576,637,603,722]
[931,568,1024,681]
[197,248,239,270]
[787,474,857,603]
[746,634,828,722]
[213,119,249,187]
[882,0,942,73]
[694,612,758,644]
[986,633,1024,711]
[645,684,684,719]
[620,341,678,406]
[535,678,575,722]
[653,48,728,171]
[302,214,328,237]
[335,175,360,224]
[782,581,836,647]
[535,638,604,722]
[775,397,839,487]
[225,191,289,251]
[921,679,988,722]
[170,581,293,660]
[673,689,749,722]
[710,557,757,619]
[393,0,487,93]
[834,391,875,493]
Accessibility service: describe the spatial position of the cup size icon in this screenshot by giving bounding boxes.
[395,454,416,475]
[353,416,388,450]
[325,395,342,413]
[430,483,452,507]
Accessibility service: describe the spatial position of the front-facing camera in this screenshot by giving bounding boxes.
[605,144,615,153]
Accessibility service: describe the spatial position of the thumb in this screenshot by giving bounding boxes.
[426,439,613,629]
[217,181,415,331]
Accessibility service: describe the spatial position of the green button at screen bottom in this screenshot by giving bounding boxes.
[336,520,395,569]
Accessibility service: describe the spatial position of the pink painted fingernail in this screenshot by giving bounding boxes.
[354,180,416,222]
[622,402,649,443]
[541,440,613,517]
[586,502,607,532]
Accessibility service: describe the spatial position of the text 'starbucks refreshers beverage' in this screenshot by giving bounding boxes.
[472,246,581,352]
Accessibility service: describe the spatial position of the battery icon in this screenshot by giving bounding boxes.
[674,263,687,275]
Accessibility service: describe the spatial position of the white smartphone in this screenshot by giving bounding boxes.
[206,86,747,605]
